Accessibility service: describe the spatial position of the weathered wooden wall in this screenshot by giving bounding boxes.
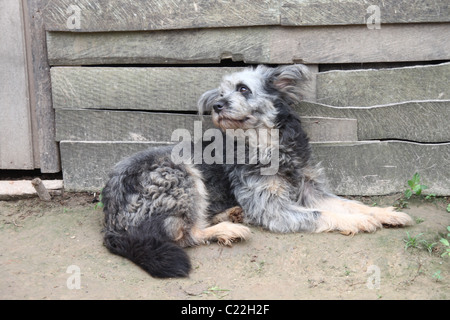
[42,0,450,195]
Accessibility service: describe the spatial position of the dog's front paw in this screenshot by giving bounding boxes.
[216,222,251,246]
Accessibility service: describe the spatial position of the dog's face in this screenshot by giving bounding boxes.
[198,65,310,131]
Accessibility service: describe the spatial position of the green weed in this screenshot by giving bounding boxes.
[404,173,429,199]
[404,232,424,251]
[94,191,104,210]
[439,226,450,258]
[202,286,230,299]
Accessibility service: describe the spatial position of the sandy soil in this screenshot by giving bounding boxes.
[0,192,449,300]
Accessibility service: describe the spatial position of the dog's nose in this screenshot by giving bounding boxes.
[213,100,226,113]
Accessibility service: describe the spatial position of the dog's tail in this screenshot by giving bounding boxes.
[103,222,191,278]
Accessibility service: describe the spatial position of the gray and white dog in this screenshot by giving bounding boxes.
[101,65,412,278]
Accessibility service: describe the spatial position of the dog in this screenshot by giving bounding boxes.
[101,64,412,278]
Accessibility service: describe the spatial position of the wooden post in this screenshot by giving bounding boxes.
[31,178,52,201]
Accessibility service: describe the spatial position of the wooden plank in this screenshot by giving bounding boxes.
[42,0,280,32]
[316,63,450,107]
[55,110,213,142]
[23,0,61,172]
[296,100,450,143]
[270,24,450,64]
[55,109,357,143]
[47,24,450,65]
[22,0,40,169]
[300,117,357,142]
[46,28,270,65]
[0,0,34,169]
[281,0,450,26]
[60,141,171,191]
[51,67,242,111]
[60,140,450,195]
[42,0,450,31]
[0,180,63,200]
[51,66,317,111]
[311,141,450,196]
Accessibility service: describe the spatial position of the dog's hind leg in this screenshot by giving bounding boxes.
[313,197,413,235]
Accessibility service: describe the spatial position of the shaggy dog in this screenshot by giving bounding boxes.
[101,65,412,278]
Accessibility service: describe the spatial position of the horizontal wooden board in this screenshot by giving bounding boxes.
[60,140,450,195]
[60,141,172,191]
[51,66,318,110]
[0,180,63,200]
[55,109,357,143]
[281,0,450,26]
[47,28,270,65]
[316,62,450,107]
[51,67,242,111]
[55,109,212,142]
[296,100,450,143]
[43,0,450,31]
[312,141,450,196]
[42,0,280,32]
[47,24,450,65]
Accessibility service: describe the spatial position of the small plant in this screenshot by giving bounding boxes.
[404,232,424,251]
[202,286,230,299]
[394,197,409,210]
[94,191,104,210]
[425,193,436,200]
[439,226,450,258]
[432,270,442,282]
[414,217,425,224]
[421,240,437,255]
[394,173,435,211]
[447,204,450,213]
[404,173,428,199]
[254,261,265,274]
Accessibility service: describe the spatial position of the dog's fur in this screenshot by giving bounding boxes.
[102,65,412,278]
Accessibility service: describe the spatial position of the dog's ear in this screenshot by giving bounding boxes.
[268,64,312,103]
[197,88,220,115]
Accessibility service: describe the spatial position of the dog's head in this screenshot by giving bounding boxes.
[198,65,311,131]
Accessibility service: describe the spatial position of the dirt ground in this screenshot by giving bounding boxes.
[0,192,449,300]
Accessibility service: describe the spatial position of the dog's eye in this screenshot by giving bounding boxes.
[237,85,251,94]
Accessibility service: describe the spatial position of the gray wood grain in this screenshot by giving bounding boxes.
[55,109,357,143]
[42,0,280,31]
[25,0,61,172]
[0,0,34,169]
[281,0,450,26]
[60,141,172,191]
[51,67,243,111]
[60,140,450,196]
[295,100,450,143]
[42,0,450,31]
[316,62,450,107]
[312,141,450,196]
[47,24,450,65]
